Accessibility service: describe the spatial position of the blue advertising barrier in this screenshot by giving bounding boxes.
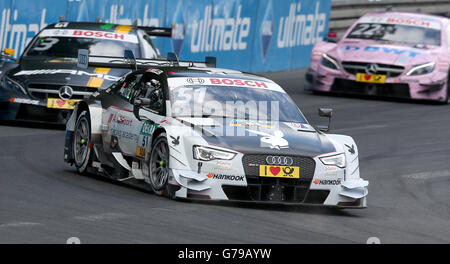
[0,0,331,72]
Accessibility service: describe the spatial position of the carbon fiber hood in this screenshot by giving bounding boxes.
[6,57,131,89]
[179,117,336,157]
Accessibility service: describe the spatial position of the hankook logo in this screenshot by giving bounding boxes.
[58,85,73,100]
[266,156,293,166]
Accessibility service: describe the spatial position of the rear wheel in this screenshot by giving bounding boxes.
[73,110,91,174]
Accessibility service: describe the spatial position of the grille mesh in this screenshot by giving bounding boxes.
[242,154,316,180]
[342,61,404,78]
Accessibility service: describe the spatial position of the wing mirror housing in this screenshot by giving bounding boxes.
[1,48,17,62]
[4,48,14,56]
[317,108,333,132]
[133,97,151,121]
[323,32,337,43]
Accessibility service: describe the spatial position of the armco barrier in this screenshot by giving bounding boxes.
[0,0,332,73]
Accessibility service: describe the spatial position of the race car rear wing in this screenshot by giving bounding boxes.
[77,49,216,70]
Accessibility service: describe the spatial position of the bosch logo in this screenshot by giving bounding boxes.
[365,63,379,75]
[265,156,293,166]
[58,85,73,100]
[186,78,205,84]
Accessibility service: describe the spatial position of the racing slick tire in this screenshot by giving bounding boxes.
[73,110,92,174]
[148,134,174,198]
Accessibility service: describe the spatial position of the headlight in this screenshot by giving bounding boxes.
[319,153,346,168]
[406,62,435,76]
[3,76,27,95]
[321,53,340,70]
[193,145,237,161]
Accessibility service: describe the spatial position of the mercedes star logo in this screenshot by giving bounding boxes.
[365,63,378,75]
[58,85,73,100]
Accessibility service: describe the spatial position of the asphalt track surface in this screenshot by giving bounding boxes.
[1,69,450,244]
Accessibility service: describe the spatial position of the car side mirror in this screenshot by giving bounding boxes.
[323,32,337,43]
[133,97,151,121]
[3,48,14,56]
[317,108,333,132]
[1,48,17,62]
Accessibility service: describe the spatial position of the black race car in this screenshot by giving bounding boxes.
[0,21,171,123]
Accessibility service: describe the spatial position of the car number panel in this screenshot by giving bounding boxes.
[355,73,386,84]
[259,165,300,179]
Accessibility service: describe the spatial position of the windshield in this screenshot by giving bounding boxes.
[346,23,441,46]
[169,85,307,123]
[24,29,144,58]
[25,37,141,58]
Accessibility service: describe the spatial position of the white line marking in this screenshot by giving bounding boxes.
[0,221,43,228]
[402,169,450,180]
[333,125,387,133]
[74,213,128,222]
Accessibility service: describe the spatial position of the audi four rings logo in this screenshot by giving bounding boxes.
[186,78,205,84]
[58,85,73,100]
[266,156,293,166]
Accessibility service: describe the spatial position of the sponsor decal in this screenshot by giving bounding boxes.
[209,78,268,88]
[146,68,164,75]
[140,121,158,136]
[114,25,132,34]
[47,98,80,110]
[276,2,327,48]
[39,29,139,43]
[136,146,146,158]
[170,135,180,145]
[9,98,40,105]
[260,165,299,178]
[359,16,441,30]
[167,77,284,93]
[344,45,420,58]
[247,129,289,150]
[77,49,89,69]
[216,160,232,167]
[111,128,139,143]
[230,119,274,128]
[345,144,356,155]
[109,114,133,126]
[207,173,244,181]
[190,5,251,53]
[14,69,120,82]
[283,122,314,131]
[313,179,342,185]
[100,24,115,30]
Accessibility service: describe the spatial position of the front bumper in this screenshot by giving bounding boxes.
[305,67,448,102]
[169,164,368,209]
[0,96,74,124]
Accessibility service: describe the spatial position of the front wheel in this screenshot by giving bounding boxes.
[149,136,170,193]
[73,110,91,174]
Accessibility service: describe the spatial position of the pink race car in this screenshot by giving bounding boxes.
[306,12,450,103]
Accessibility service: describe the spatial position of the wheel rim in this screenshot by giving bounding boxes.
[150,139,169,190]
[74,118,89,166]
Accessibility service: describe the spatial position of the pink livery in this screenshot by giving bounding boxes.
[306,12,450,102]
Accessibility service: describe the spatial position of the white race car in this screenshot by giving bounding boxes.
[64,56,368,208]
